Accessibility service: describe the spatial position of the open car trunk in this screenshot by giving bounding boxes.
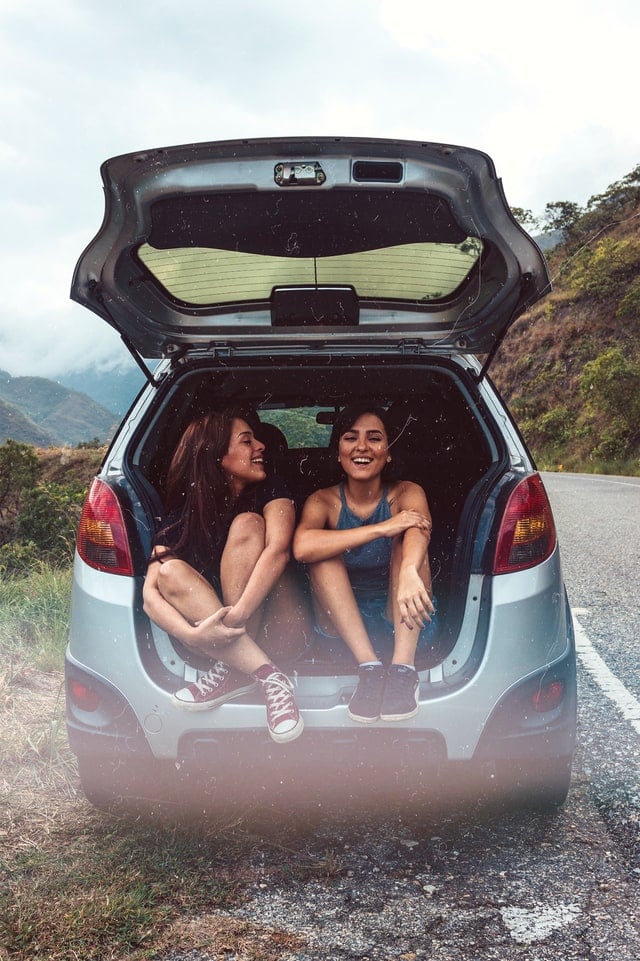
[128,354,506,683]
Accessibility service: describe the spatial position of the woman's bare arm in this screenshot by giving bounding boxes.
[392,481,435,627]
[293,488,432,564]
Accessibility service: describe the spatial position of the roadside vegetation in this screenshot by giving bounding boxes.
[497,163,640,475]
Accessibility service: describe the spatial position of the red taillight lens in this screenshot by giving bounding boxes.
[76,478,134,575]
[69,679,101,712]
[493,473,556,574]
[531,680,565,713]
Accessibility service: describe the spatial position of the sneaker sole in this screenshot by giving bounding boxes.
[268,714,304,743]
[347,710,380,723]
[379,704,419,721]
[172,680,259,711]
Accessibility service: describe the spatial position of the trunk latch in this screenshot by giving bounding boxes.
[274,161,326,186]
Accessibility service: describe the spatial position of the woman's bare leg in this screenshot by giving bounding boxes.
[309,556,378,664]
[155,557,270,674]
[220,512,267,639]
[221,512,312,663]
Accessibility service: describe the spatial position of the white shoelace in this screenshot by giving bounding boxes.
[194,661,228,694]
[261,672,296,723]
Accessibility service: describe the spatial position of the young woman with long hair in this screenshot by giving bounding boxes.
[293,404,436,724]
[143,409,307,743]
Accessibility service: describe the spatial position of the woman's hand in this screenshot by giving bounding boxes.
[397,565,435,630]
[379,510,432,539]
[219,603,248,631]
[190,607,246,650]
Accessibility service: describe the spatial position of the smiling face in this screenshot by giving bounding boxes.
[338,412,390,484]
[220,418,266,493]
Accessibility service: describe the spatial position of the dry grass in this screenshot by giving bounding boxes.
[35,446,106,489]
[0,667,331,961]
[0,669,77,846]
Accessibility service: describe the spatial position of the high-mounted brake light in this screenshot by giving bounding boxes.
[493,473,556,574]
[76,478,134,575]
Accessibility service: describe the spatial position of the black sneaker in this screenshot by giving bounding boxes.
[348,663,386,723]
[380,664,420,721]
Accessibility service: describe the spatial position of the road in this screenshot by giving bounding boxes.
[164,472,640,961]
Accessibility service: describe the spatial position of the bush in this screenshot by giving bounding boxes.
[17,483,84,565]
[567,237,640,301]
[534,406,573,447]
[617,278,640,318]
[0,440,39,516]
[0,540,42,578]
[580,347,640,425]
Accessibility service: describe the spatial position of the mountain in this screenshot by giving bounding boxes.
[59,364,147,418]
[0,396,58,446]
[0,371,118,447]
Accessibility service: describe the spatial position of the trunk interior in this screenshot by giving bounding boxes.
[133,356,503,680]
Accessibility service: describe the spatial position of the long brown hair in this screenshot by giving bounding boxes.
[155,409,258,568]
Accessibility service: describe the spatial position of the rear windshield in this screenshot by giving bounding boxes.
[137,240,482,306]
[135,188,483,309]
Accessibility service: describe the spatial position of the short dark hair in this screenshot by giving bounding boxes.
[330,403,390,451]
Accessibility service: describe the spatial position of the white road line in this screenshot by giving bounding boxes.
[573,612,640,738]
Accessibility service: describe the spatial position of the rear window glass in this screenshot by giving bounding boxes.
[137,240,482,307]
[258,407,333,448]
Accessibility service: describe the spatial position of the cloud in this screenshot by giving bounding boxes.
[0,0,638,378]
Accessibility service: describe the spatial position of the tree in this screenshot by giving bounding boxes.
[510,207,540,231]
[541,201,583,237]
[587,164,640,213]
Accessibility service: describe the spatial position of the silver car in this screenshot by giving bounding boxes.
[66,137,576,809]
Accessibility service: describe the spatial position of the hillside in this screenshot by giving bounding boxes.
[492,184,640,474]
[0,397,58,447]
[0,371,117,447]
[36,445,106,488]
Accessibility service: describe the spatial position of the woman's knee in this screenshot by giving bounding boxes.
[156,557,193,601]
[226,512,266,549]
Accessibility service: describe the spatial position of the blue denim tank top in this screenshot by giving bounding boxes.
[337,483,392,597]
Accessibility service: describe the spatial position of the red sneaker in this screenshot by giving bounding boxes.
[256,666,304,743]
[172,661,257,711]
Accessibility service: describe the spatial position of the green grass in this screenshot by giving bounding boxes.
[1,818,244,961]
[0,562,325,960]
[0,564,72,674]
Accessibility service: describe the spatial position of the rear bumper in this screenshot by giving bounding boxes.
[66,554,576,767]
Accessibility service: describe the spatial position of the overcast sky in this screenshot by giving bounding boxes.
[1,0,638,379]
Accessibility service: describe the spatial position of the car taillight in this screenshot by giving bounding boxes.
[493,473,556,574]
[76,478,134,575]
[69,679,101,712]
[531,680,565,713]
